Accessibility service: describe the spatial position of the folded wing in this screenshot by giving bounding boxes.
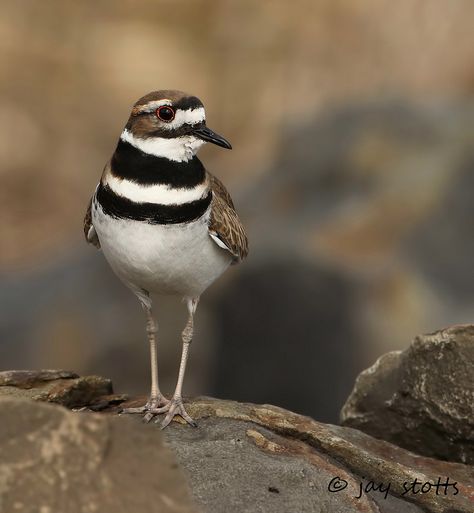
[208,173,248,263]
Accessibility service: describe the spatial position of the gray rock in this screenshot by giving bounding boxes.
[163,417,429,513]
[341,324,474,465]
[124,396,473,513]
[0,397,196,513]
[164,417,381,513]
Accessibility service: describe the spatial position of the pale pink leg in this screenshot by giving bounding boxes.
[121,301,169,420]
[154,297,199,429]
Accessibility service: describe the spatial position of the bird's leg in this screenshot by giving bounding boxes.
[121,304,170,418]
[155,297,199,429]
[144,308,170,408]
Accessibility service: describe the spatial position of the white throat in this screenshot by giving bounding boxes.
[120,129,205,163]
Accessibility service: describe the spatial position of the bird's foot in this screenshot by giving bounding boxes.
[154,396,197,429]
[120,394,170,420]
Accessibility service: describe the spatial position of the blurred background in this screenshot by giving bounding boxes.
[1,0,473,423]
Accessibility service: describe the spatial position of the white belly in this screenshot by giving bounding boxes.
[92,203,232,298]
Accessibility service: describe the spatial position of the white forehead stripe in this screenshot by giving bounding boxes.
[121,129,205,162]
[103,173,209,205]
[133,99,172,114]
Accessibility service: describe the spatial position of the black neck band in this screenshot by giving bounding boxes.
[111,139,206,188]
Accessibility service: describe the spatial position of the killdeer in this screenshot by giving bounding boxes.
[84,90,248,428]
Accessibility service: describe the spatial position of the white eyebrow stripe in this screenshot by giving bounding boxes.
[120,129,205,162]
[161,107,206,130]
[134,99,172,114]
[103,173,209,205]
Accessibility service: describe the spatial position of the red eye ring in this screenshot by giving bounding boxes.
[156,106,175,122]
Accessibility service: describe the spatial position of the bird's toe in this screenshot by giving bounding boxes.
[157,397,197,429]
[120,393,170,418]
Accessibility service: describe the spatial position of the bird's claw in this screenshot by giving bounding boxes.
[120,395,195,428]
[154,397,197,429]
[120,395,170,421]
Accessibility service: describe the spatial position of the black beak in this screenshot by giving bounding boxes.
[193,126,232,149]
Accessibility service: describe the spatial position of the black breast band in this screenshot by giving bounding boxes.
[95,184,212,225]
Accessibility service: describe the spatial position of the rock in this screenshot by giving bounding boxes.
[122,396,474,513]
[0,396,196,513]
[341,325,474,465]
[2,369,473,513]
[0,369,115,408]
[0,369,79,387]
[163,416,423,513]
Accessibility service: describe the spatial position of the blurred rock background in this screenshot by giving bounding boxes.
[1,0,473,423]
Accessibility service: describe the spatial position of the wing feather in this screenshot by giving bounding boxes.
[208,173,248,263]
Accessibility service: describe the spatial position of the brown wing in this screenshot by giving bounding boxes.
[83,196,100,248]
[208,172,248,263]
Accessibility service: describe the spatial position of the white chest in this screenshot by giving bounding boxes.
[92,203,231,297]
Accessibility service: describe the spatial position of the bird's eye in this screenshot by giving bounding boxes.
[156,106,175,122]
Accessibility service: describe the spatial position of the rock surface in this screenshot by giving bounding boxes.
[161,415,424,513]
[152,397,472,513]
[1,369,473,513]
[341,325,474,465]
[0,369,115,408]
[0,396,196,513]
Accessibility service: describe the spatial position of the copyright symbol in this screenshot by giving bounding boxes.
[328,477,348,493]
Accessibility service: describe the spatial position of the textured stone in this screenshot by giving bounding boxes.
[0,369,114,408]
[341,325,474,465]
[163,417,424,513]
[2,370,473,513]
[0,397,196,513]
[0,369,79,387]
[122,396,474,513]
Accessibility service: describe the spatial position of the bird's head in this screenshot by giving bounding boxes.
[122,90,231,162]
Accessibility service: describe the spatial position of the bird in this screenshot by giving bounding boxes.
[84,90,248,428]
